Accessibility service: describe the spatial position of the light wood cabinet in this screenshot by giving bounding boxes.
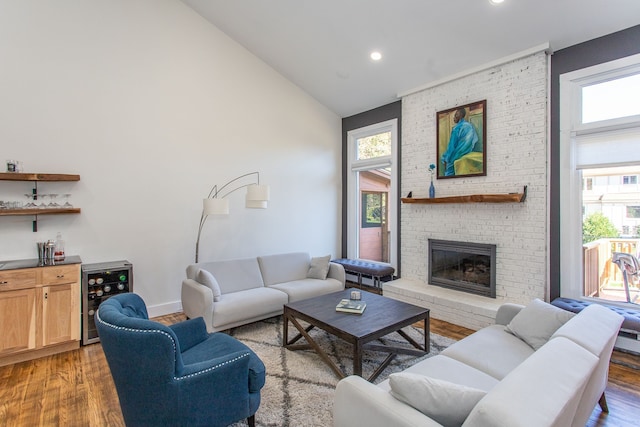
[0,263,80,366]
[0,288,36,355]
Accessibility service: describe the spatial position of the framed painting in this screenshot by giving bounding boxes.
[436,100,486,179]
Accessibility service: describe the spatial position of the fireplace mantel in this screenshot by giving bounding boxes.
[401,186,526,204]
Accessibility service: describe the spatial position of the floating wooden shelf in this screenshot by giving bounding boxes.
[0,172,81,231]
[0,208,81,216]
[0,172,80,182]
[401,186,527,204]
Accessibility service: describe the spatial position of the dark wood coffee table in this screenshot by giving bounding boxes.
[282,289,430,382]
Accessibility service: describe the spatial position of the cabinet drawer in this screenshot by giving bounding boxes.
[41,265,79,285]
[0,269,37,291]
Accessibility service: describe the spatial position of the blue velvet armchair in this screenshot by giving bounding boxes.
[96,293,265,427]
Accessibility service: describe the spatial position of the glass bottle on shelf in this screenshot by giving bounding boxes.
[54,232,65,261]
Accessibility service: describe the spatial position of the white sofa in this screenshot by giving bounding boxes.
[334,299,624,427]
[181,252,345,332]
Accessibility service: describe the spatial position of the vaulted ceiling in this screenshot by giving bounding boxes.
[181,0,640,117]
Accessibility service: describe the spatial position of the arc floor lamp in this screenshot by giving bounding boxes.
[195,171,270,262]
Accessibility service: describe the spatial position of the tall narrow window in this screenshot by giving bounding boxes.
[347,120,397,269]
[560,54,640,306]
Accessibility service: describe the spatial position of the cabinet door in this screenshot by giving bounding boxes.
[41,282,80,346]
[0,288,36,355]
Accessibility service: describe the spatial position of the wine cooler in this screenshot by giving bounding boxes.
[81,260,133,345]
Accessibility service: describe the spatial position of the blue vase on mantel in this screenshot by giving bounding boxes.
[429,181,435,198]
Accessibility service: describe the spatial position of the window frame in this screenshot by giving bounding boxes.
[559,53,640,301]
[346,119,398,269]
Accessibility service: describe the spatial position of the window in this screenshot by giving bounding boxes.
[347,119,398,267]
[560,53,640,304]
[582,73,640,123]
[628,206,640,219]
[357,132,391,160]
[361,192,385,228]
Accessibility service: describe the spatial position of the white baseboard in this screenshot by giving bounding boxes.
[147,300,182,319]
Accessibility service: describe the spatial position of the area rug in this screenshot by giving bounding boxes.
[228,316,456,427]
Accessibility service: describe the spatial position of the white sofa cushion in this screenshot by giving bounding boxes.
[211,287,288,328]
[307,255,331,279]
[389,373,486,427]
[334,375,444,427]
[258,252,311,286]
[551,303,623,357]
[441,325,534,380]
[378,354,499,393]
[188,257,265,293]
[505,298,575,350]
[462,337,598,427]
[196,269,221,302]
[269,278,344,303]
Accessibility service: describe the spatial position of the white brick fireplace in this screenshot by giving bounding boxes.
[385,49,550,330]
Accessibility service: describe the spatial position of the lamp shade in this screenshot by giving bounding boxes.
[245,198,268,209]
[246,184,269,208]
[203,198,229,215]
[246,184,270,201]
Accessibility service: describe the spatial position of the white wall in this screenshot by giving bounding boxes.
[401,51,549,306]
[0,0,341,315]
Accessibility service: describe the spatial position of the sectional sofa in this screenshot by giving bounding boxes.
[334,299,624,427]
[181,252,345,332]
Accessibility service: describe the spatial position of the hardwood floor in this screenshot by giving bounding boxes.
[0,312,638,426]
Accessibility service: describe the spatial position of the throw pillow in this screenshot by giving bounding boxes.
[505,298,575,350]
[307,255,331,280]
[196,269,222,302]
[388,373,486,427]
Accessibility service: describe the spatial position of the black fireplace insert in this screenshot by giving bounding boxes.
[428,239,496,298]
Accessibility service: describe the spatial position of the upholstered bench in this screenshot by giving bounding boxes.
[552,297,640,334]
[331,258,395,288]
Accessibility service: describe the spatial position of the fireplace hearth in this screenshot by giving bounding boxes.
[428,239,496,298]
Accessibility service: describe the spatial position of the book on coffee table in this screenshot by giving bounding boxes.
[336,299,366,314]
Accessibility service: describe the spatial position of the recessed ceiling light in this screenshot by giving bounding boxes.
[370,51,382,61]
[489,0,505,4]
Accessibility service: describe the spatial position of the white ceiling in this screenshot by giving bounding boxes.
[181,0,640,117]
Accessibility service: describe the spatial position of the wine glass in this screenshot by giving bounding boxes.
[38,194,49,209]
[48,193,59,208]
[62,194,73,208]
[24,193,37,209]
